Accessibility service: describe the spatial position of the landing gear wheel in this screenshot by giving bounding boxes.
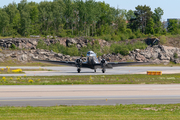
[94,69,96,73]
[77,69,81,73]
[102,69,105,73]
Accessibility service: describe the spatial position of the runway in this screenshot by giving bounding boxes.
[0,66,180,76]
[1,85,180,106]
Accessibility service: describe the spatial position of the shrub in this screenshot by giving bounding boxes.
[28,79,34,83]
[111,35,120,41]
[126,28,132,34]
[110,43,129,55]
[102,46,110,54]
[135,30,142,38]
[12,69,23,73]
[174,52,178,59]
[110,41,147,56]
[10,44,16,50]
[101,34,112,41]
[120,34,127,41]
[159,35,167,44]
[129,33,137,39]
[2,77,6,81]
[37,39,48,49]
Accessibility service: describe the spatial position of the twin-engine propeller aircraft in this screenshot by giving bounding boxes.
[33,51,148,73]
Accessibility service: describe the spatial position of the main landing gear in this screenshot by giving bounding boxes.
[102,69,106,73]
[77,68,81,73]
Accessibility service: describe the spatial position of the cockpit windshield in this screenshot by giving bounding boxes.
[87,51,96,56]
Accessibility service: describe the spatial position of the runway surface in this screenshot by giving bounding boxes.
[0,66,180,76]
[1,85,180,106]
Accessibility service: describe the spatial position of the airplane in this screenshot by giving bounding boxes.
[33,51,149,73]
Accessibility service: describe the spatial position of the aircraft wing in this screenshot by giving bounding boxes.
[106,62,149,68]
[32,59,76,66]
[93,62,149,69]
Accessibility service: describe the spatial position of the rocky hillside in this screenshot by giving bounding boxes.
[0,37,179,64]
[0,37,109,50]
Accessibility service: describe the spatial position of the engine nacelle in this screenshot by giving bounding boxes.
[76,58,82,67]
[101,59,107,73]
[101,59,106,64]
[101,59,107,68]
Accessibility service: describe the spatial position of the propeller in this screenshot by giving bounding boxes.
[76,58,82,66]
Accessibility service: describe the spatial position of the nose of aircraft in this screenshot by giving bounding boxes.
[87,51,95,56]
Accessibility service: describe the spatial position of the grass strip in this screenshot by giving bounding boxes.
[0,59,62,66]
[0,68,52,74]
[0,104,180,119]
[0,74,180,85]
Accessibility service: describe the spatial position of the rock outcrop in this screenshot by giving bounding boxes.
[0,38,180,64]
[0,37,110,51]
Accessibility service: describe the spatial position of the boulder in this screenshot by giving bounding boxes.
[66,38,77,47]
[17,54,28,62]
[151,52,159,60]
[158,53,170,60]
[135,53,146,61]
[0,53,4,57]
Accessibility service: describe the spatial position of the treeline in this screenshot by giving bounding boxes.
[0,0,178,40]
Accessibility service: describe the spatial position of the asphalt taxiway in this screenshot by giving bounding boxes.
[0,66,180,76]
[1,85,180,106]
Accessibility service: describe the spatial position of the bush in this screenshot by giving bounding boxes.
[135,30,142,38]
[37,39,48,49]
[110,41,147,56]
[129,33,137,39]
[10,44,16,50]
[102,46,110,54]
[110,43,129,56]
[120,34,127,41]
[159,35,167,44]
[174,52,178,59]
[111,35,120,41]
[28,79,34,83]
[101,34,112,41]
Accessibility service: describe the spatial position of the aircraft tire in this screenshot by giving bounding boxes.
[94,69,96,73]
[102,69,105,73]
[78,69,81,73]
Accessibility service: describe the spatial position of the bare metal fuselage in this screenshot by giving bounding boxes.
[83,51,99,69]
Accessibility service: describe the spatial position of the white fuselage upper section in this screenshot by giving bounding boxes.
[86,51,99,65]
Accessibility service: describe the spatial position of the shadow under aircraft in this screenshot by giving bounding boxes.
[33,51,149,73]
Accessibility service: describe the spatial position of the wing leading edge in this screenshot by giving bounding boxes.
[33,59,76,66]
[107,62,149,67]
[93,62,149,69]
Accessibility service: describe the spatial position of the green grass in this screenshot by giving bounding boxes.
[0,60,62,66]
[0,104,180,119]
[1,74,180,85]
[0,68,52,74]
[134,61,180,67]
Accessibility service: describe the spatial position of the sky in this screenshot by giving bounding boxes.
[0,0,180,21]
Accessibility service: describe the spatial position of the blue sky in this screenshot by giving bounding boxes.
[1,0,179,21]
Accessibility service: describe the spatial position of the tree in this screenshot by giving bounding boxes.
[146,17,155,34]
[167,19,179,34]
[51,0,64,33]
[152,7,164,34]
[126,10,135,21]
[0,10,10,36]
[154,7,164,21]
[134,5,153,33]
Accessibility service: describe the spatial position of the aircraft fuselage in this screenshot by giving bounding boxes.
[84,51,99,69]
